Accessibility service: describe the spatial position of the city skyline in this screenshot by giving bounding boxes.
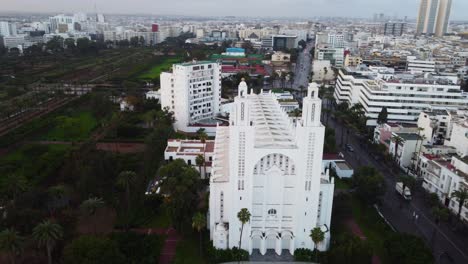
[1,0,468,21]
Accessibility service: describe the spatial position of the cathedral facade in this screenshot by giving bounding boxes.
[209,81,335,255]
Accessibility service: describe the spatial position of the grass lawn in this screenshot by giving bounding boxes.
[39,111,98,141]
[350,197,393,263]
[137,57,183,79]
[334,177,351,190]
[143,208,172,229]
[173,234,207,264]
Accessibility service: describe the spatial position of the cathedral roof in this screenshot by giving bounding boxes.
[249,94,296,149]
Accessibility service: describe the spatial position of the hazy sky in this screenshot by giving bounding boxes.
[2,0,468,20]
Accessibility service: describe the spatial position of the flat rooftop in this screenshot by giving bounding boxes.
[335,161,352,170]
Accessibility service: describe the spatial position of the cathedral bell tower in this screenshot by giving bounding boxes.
[302,83,322,127]
[235,78,251,126]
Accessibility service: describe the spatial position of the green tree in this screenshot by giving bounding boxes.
[46,36,64,52]
[32,220,63,264]
[384,233,434,264]
[192,212,206,256]
[430,206,449,247]
[0,228,24,264]
[1,174,28,207]
[377,107,388,125]
[237,208,251,250]
[158,159,201,230]
[299,85,306,97]
[80,197,105,234]
[117,171,137,230]
[327,234,373,264]
[451,188,468,224]
[64,38,76,50]
[353,166,386,204]
[310,227,325,262]
[130,37,139,47]
[77,38,91,53]
[64,235,125,264]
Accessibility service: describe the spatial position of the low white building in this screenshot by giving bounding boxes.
[164,139,214,178]
[407,58,436,74]
[209,82,334,256]
[322,153,354,179]
[389,132,423,171]
[145,90,161,101]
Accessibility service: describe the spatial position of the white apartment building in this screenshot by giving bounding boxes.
[0,22,16,37]
[316,48,344,67]
[417,110,452,145]
[49,14,75,33]
[1,35,28,49]
[209,82,334,255]
[445,118,468,157]
[389,132,423,171]
[164,139,215,178]
[327,33,345,48]
[420,154,468,222]
[160,61,222,135]
[407,58,436,74]
[334,67,468,126]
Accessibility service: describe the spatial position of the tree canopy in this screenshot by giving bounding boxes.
[352,166,386,204]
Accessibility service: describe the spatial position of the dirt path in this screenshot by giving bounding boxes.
[346,218,382,264]
[132,228,181,264]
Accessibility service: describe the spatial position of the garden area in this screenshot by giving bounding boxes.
[293,166,435,264]
[137,56,183,80]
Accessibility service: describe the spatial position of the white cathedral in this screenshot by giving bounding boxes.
[209,80,335,255]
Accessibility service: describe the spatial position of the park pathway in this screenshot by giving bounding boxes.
[132,228,181,264]
[346,219,382,264]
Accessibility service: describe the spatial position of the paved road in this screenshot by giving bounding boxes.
[292,42,314,92]
[324,111,468,264]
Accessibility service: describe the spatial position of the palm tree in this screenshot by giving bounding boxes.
[237,208,251,250]
[117,170,137,217]
[451,188,468,224]
[310,227,325,262]
[80,197,105,234]
[323,108,331,126]
[47,184,69,216]
[1,174,28,207]
[32,220,63,264]
[0,229,24,264]
[197,131,208,177]
[392,135,404,165]
[196,154,205,178]
[412,128,425,169]
[192,212,206,256]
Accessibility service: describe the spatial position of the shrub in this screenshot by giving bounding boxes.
[294,248,314,262]
[206,246,248,263]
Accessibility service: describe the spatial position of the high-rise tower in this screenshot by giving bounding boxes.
[416,0,452,37]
